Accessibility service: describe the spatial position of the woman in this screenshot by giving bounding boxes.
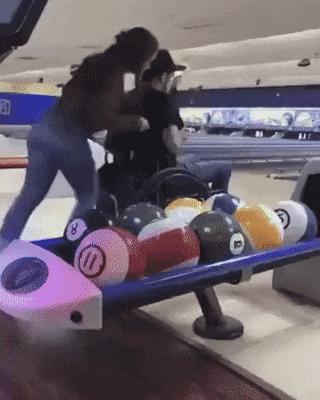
[0,27,158,251]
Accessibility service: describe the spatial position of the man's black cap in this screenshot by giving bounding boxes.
[142,49,186,81]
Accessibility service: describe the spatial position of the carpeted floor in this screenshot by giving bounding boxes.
[0,310,279,400]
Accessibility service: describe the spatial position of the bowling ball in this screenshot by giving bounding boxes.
[73,228,147,287]
[274,200,318,245]
[109,227,147,279]
[234,204,284,251]
[165,197,206,225]
[166,197,204,210]
[138,217,200,274]
[190,211,253,264]
[64,209,115,250]
[117,202,166,236]
[203,193,245,215]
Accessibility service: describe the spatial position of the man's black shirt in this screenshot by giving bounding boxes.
[105,86,184,175]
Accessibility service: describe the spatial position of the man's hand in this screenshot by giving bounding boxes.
[137,117,150,132]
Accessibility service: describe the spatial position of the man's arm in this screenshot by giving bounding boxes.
[162,125,187,156]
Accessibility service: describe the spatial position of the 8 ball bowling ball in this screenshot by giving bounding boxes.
[64,209,115,250]
[190,210,253,263]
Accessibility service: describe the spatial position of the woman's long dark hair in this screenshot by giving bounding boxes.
[67,27,158,94]
[58,27,158,128]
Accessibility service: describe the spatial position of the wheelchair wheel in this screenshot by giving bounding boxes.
[137,167,197,198]
[136,168,211,209]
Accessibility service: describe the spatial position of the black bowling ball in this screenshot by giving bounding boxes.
[64,209,115,250]
[190,210,254,263]
[117,202,166,236]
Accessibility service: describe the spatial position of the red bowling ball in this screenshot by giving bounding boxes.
[74,229,127,287]
[138,217,200,275]
[109,227,147,279]
[74,228,147,287]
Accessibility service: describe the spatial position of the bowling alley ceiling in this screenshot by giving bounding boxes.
[2,0,320,74]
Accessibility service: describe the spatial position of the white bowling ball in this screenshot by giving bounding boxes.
[274,200,318,245]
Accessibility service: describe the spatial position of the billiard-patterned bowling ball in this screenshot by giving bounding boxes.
[274,200,318,244]
[203,193,245,215]
[138,217,200,274]
[117,203,166,236]
[234,204,284,250]
[165,197,206,225]
[73,228,147,287]
[190,210,253,263]
[64,209,114,250]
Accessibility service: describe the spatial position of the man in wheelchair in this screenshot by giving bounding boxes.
[98,49,232,213]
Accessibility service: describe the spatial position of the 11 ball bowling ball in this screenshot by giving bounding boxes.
[73,228,147,287]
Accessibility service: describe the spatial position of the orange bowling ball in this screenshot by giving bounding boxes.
[234,204,284,250]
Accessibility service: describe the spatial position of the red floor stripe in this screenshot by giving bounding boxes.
[0,157,28,169]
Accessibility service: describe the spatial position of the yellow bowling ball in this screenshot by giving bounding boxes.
[166,197,204,211]
[234,204,284,250]
[165,197,206,225]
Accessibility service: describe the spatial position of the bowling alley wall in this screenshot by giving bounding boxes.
[0,82,60,126]
[175,85,320,139]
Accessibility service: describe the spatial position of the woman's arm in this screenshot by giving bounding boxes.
[86,95,144,133]
[83,74,148,134]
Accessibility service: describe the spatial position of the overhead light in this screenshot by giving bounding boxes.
[298,58,311,67]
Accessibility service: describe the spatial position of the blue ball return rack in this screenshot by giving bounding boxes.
[26,159,320,339]
[32,235,320,340]
[1,162,319,339]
